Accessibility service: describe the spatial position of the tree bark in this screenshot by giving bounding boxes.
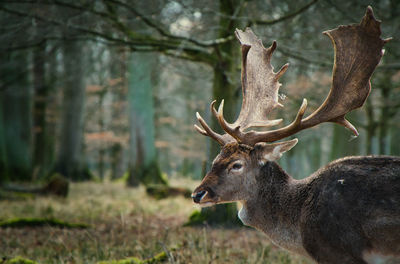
[54,41,88,180]
[32,41,49,179]
[364,100,377,154]
[109,48,128,180]
[0,51,32,182]
[127,52,166,186]
[377,72,392,155]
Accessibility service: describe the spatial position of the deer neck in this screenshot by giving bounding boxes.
[239,161,307,255]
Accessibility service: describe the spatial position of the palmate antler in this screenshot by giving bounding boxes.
[195,6,389,147]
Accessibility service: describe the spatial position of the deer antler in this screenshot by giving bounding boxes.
[195,6,389,147]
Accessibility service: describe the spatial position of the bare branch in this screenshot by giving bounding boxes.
[0,4,215,64]
[250,0,319,26]
[277,46,331,68]
[105,0,233,47]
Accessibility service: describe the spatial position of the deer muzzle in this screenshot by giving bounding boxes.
[191,183,218,205]
[191,190,208,203]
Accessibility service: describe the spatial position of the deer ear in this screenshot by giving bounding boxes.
[254,138,298,163]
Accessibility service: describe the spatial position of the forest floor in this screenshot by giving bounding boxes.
[0,179,311,264]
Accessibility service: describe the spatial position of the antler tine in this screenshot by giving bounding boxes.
[275,63,289,81]
[195,109,227,146]
[245,99,308,145]
[211,100,244,142]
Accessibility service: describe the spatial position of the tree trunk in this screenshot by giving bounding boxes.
[364,100,377,154]
[109,48,128,180]
[54,41,88,180]
[0,97,6,183]
[32,41,49,179]
[377,72,392,155]
[127,52,166,186]
[0,51,32,182]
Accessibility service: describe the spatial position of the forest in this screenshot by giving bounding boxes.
[0,0,399,263]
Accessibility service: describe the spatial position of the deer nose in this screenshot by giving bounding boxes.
[192,190,207,203]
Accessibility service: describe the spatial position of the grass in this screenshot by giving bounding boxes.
[0,179,311,264]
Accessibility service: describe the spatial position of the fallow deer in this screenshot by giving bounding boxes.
[192,7,399,264]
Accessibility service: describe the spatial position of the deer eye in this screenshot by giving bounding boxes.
[232,162,243,171]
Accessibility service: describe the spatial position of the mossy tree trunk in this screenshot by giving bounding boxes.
[127,52,166,186]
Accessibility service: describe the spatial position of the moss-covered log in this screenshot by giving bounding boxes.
[145,184,191,200]
[0,190,34,200]
[97,251,167,264]
[0,174,69,198]
[1,256,39,264]
[184,209,242,227]
[0,218,89,229]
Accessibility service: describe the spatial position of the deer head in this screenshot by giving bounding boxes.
[192,7,388,206]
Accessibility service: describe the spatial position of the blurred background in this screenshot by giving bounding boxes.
[0,0,399,263]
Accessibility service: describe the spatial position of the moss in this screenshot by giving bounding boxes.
[97,251,167,264]
[0,218,89,229]
[183,210,208,226]
[0,174,69,199]
[127,160,168,187]
[145,184,191,200]
[0,190,34,200]
[145,251,167,263]
[113,171,130,183]
[3,256,39,264]
[97,257,142,264]
[184,205,242,227]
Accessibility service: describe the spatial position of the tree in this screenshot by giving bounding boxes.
[127,52,166,186]
[53,40,88,180]
[0,51,32,182]
[32,21,51,179]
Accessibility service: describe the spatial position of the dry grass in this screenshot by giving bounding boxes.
[0,180,311,264]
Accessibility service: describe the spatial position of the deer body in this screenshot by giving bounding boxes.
[237,155,400,263]
[191,7,397,264]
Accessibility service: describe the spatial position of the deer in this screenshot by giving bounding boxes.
[191,7,399,264]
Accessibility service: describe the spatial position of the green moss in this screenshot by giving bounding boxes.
[0,190,34,200]
[145,251,167,263]
[97,251,167,264]
[0,218,89,229]
[113,171,130,183]
[145,184,191,200]
[184,205,242,227]
[183,210,207,226]
[145,184,168,199]
[4,256,39,264]
[97,257,142,264]
[127,160,168,187]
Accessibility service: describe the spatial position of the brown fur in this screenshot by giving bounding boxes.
[192,143,400,264]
